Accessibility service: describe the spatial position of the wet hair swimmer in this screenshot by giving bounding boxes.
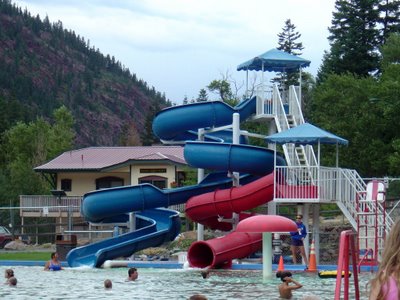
[276,271,293,282]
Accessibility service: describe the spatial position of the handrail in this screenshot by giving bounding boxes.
[335,230,360,300]
[357,248,374,273]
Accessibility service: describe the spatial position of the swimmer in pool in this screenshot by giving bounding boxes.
[4,269,14,284]
[276,271,303,299]
[126,267,138,281]
[104,279,112,289]
[8,277,17,286]
[44,252,64,271]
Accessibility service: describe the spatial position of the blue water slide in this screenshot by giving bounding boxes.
[67,172,256,267]
[184,141,280,176]
[67,209,180,268]
[67,97,263,268]
[152,97,256,142]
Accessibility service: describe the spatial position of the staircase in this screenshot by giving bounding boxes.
[255,83,394,260]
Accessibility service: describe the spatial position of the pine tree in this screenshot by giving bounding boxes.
[140,101,160,146]
[196,88,208,102]
[317,0,380,82]
[274,19,304,87]
[377,0,400,44]
[277,19,304,55]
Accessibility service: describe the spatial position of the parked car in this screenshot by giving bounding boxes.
[0,226,13,248]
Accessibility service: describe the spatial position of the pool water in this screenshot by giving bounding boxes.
[1,266,373,299]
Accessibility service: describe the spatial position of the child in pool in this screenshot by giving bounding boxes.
[276,271,303,299]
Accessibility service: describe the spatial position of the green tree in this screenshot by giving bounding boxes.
[119,121,141,146]
[277,19,304,55]
[377,0,400,44]
[0,107,75,205]
[379,34,400,174]
[274,19,305,87]
[207,79,239,106]
[311,35,400,177]
[196,89,208,102]
[310,74,385,176]
[317,0,380,82]
[141,102,160,146]
[49,105,75,158]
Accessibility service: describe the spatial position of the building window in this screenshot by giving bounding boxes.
[139,176,167,189]
[140,168,167,173]
[96,176,124,190]
[61,179,72,192]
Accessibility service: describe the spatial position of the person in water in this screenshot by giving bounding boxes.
[276,271,303,299]
[44,252,63,271]
[8,277,17,286]
[4,269,14,284]
[369,218,400,299]
[201,269,210,279]
[104,279,112,289]
[126,267,138,281]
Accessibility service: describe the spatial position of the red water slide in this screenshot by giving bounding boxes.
[185,173,275,268]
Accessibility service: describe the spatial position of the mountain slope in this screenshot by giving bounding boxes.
[0,0,170,146]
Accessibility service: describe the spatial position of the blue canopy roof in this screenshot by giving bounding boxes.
[237,48,311,72]
[265,123,348,145]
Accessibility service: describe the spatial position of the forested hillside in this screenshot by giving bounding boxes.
[0,0,170,147]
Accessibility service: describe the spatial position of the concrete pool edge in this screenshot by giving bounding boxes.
[0,260,378,272]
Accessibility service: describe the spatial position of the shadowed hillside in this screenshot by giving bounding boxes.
[0,0,171,146]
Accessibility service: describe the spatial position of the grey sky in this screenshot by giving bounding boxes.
[15,0,336,103]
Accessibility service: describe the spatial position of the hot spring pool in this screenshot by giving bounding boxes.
[1,266,373,299]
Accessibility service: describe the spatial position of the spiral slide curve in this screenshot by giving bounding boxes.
[67,98,284,268]
[153,99,286,269]
[67,171,252,267]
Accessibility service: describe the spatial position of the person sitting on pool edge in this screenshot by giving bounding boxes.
[276,270,303,299]
[127,267,138,281]
[44,252,63,271]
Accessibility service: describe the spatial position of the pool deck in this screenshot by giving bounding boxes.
[0,260,377,272]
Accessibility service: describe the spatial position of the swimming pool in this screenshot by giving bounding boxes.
[1,266,373,299]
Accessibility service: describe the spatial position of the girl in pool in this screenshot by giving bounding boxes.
[369,218,400,300]
[44,252,64,271]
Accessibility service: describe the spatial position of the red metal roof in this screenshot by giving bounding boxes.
[35,146,186,172]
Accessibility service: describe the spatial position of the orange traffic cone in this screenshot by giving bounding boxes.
[277,255,285,271]
[307,239,317,272]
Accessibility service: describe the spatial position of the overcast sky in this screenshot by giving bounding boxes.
[15,0,336,103]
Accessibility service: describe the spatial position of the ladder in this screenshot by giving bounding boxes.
[356,180,387,265]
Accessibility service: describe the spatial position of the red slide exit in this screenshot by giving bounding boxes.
[185,173,275,268]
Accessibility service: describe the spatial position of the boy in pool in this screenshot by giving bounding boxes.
[276,271,303,299]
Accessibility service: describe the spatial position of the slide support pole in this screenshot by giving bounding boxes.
[263,232,273,281]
